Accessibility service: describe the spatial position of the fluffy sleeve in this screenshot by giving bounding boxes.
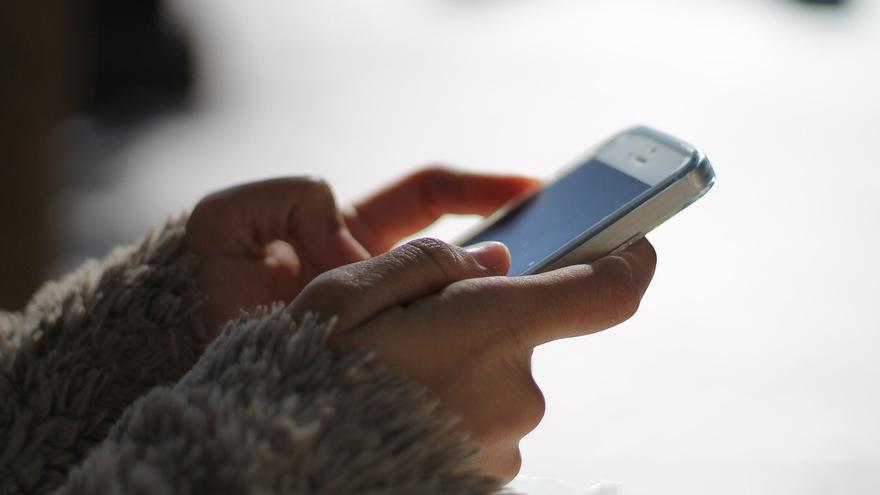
[56,308,504,495]
[0,217,205,494]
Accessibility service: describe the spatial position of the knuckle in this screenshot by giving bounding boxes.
[416,164,454,179]
[292,266,361,326]
[288,177,342,226]
[499,448,523,483]
[612,285,641,321]
[480,367,546,440]
[304,267,357,298]
[298,175,332,190]
[187,199,213,231]
[603,257,641,321]
[643,239,658,267]
[403,237,466,278]
[192,192,219,212]
[412,166,459,209]
[293,176,335,201]
[298,273,334,301]
[190,189,230,220]
[518,378,546,433]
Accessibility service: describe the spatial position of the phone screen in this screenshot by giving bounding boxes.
[460,158,651,275]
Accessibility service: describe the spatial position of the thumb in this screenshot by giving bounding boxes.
[289,238,510,332]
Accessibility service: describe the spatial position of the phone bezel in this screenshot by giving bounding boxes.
[455,126,714,275]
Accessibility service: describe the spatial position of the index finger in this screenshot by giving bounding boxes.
[345,166,539,254]
[463,239,657,348]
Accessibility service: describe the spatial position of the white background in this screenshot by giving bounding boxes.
[65,0,880,493]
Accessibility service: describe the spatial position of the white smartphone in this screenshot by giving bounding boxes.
[455,126,715,275]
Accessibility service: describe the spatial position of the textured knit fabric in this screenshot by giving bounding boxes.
[0,218,504,495]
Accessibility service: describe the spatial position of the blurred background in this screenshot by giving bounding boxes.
[2,0,878,493]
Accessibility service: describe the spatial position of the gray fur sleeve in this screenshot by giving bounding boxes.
[0,217,205,495]
[57,308,504,495]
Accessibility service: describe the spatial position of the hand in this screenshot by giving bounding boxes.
[289,236,657,482]
[184,168,539,338]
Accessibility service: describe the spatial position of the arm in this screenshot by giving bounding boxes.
[1,170,536,494]
[57,308,501,495]
[55,233,654,495]
[0,217,205,495]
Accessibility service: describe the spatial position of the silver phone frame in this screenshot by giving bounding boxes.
[453,125,715,275]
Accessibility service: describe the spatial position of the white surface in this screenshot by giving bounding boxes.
[71,0,880,493]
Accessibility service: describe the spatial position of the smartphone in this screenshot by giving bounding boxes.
[455,126,715,275]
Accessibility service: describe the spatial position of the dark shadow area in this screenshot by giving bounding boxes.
[794,0,847,6]
[0,0,195,309]
[78,0,194,125]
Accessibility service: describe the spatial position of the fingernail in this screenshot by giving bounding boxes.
[464,241,510,271]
